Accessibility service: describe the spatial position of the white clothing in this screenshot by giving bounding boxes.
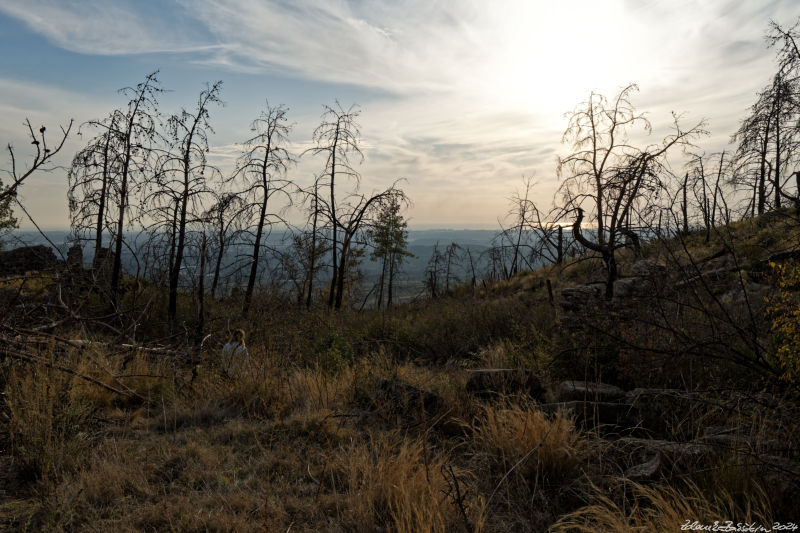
[221,342,249,375]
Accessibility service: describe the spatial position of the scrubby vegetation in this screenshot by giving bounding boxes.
[2,208,799,531]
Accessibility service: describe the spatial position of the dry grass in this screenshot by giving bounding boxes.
[2,263,795,532]
[330,434,483,533]
[287,363,357,413]
[5,341,783,531]
[472,401,582,484]
[551,479,773,533]
[5,360,97,482]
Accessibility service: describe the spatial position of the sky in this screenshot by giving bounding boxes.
[0,0,797,230]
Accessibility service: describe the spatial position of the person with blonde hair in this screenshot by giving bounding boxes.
[221,329,249,375]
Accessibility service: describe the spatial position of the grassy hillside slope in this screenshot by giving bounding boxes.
[2,211,799,531]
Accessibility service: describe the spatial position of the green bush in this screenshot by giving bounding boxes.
[313,330,354,374]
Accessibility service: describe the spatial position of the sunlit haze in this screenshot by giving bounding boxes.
[0,0,795,229]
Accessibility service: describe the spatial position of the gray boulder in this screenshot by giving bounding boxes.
[558,380,625,403]
[612,277,645,299]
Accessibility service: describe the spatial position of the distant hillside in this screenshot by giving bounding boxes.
[6,228,498,285]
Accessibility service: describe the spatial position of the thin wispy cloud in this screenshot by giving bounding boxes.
[0,0,795,227]
[0,0,219,55]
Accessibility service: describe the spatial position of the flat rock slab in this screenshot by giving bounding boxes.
[558,380,626,403]
[466,369,545,400]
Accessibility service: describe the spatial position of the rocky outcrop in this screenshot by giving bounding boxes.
[66,244,83,270]
[611,277,646,299]
[610,260,668,302]
[559,284,603,313]
[718,281,772,320]
[559,261,669,316]
[0,245,57,275]
[631,260,666,278]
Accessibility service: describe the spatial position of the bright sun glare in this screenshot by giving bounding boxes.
[477,2,646,119]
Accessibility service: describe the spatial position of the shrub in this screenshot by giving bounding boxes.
[312,329,354,374]
[767,261,800,384]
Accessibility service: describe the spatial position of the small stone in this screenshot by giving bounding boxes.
[558,380,625,402]
[625,450,662,481]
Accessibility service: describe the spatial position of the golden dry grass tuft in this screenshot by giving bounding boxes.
[330,434,484,533]
[472,401,582,485]
[550,479,773,533]
[5,360,97,482]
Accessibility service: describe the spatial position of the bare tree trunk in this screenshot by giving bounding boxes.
[682,172,689,236]
[197,234,206,343]
[168,164,190,323]
[387,251,395,306]
[93,131,112,265]
[327,129,340,310]
[168,197,187,322]
[211,228,224,299]
[572,207,618,299]
[168,83,220,322]
[605,249,617,299]
[595,178,605,246]
[243,193,268,317]
[795,171,800,210]
[445,249,452,293]
[110,172,127,306]
[167,200,178,287]
[305,188,319,309]
[376,252,386,309]
[334,235,349,310]
[111,77,154,308]
[775,117,782,210]
[758,122,771,215]
[556,225,563,265]
[711,151,724,231]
